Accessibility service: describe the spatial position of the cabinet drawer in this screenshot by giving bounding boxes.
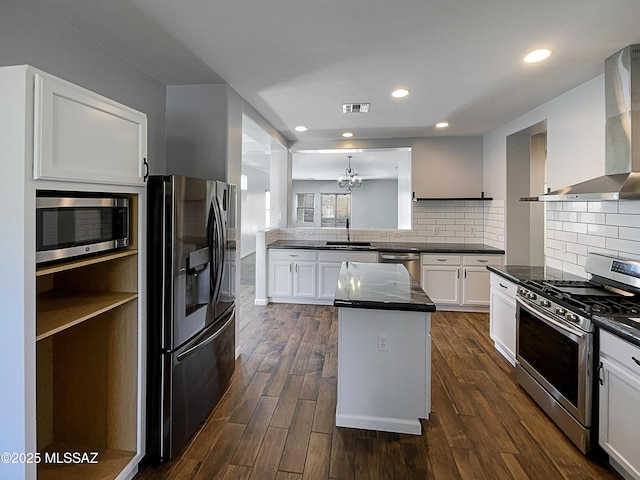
[269,249,317,262]
[422,255,460,265]
[317,251,377,263]
[490,273,517,299]
[601,330,640,375]
[463,255,503,266]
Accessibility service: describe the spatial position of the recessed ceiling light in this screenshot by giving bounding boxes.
[391,88,410,98]
[435,122,449,128]
[524,48,552,63]
[295,125,308,132]
[342,132,354,138]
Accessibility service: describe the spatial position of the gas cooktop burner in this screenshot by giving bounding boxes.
[521,279,640,317]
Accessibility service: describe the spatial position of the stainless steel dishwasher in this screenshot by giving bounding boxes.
[377,251,421,282]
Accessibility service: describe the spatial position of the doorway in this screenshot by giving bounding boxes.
[506,121,547,265]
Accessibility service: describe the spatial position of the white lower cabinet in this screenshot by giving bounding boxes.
[269,250,317,300]
[489,273,517,365]
[268,249,377,304]
[599,330,640,480]
[421,254,503,312]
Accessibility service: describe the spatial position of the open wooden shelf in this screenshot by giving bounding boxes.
[36,249,138,277]
[36,291,138,341]
[37,443,135,480]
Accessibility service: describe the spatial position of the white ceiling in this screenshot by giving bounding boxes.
[30,0,640,143]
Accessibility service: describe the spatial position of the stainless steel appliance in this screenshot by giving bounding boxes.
[146,175,237,462]
[35,192,129,264]
[523,44,640,202]
[516,253,640,454]
[377,251,421,282]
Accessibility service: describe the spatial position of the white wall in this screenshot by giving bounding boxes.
[241,165,270,257]
[484,75,605,203]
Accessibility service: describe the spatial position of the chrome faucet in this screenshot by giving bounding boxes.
[346,217,350,243]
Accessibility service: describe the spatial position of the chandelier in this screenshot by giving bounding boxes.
[337,155,362,191]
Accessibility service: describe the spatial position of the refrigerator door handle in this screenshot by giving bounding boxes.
[207,201,220,303]
[176,310,234,362]
[212,195,225,301]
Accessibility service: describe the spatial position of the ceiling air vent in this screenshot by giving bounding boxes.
[343,103,370,113]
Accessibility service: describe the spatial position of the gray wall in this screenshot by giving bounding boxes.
[166,84,229,181]
[0,1,167,174]
[291,179,398,229]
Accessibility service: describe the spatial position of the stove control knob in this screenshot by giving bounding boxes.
[566,313,579,322]
[540,300,551,307]
[555,307,566,316]
[526,292,537,301]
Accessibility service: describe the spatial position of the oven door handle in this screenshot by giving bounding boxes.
[516,297,588,340]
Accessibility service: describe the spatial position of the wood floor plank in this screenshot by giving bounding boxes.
[230,395,279,466]
[249,426,289,480]
[312,377,337,434]
[301,432,331,479]
[279,399,317,473]
[193,422,245,480]
[230,371,273,425]
[269,374,304,428]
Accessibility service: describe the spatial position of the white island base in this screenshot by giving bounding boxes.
[336,307,431,435]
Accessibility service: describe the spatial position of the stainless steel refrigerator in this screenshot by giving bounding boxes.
[146,175,236,462]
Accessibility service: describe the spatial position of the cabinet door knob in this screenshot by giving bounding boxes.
[436,258,447,262]
[632,356,640,367]
[499,283,507,289]
[143,158,149,182]
[477,259,489,263]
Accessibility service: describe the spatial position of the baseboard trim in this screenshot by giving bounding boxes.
[335,413,423,435]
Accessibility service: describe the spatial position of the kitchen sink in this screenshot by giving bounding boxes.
[324,241,372,248]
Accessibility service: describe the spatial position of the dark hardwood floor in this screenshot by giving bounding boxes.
[137,289,620,479]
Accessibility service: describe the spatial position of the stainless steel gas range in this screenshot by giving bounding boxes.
[515,253,640,454]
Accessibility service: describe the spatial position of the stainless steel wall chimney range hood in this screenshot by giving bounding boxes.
[525,45,640,202]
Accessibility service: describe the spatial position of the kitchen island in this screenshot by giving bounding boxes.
[333,262,435,435]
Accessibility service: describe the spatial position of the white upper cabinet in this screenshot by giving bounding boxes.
[33,73,148,185]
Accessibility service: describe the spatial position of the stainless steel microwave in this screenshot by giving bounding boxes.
[36,193,130,264]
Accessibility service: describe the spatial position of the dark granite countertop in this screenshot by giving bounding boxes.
[268,239,504,254]
[486,264,584,284]
[333,262,436,312]
[488,266,640,347]
[593,316,640,348]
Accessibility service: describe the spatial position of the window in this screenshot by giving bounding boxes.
[321,193,350,227]
[296,193,315,223]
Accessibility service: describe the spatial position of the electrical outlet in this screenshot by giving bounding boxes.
[378,333,388,351]
[560,242,567,254]
[433,226,439,236]
[470,226,476,236]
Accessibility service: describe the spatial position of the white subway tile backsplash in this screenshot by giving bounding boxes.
[555,211,578,222]
[588,201,618,213]
[606,214,640,227]
[563,202,588,212]
[619,201,640,214]
[554,231,578,243]
[606,237,640,256]
[566,242,588,256]
[563,222,587,234]
[587,224,618,238]
[577,233,606,248]
[619,227,640,242]
[577,212,606,224]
